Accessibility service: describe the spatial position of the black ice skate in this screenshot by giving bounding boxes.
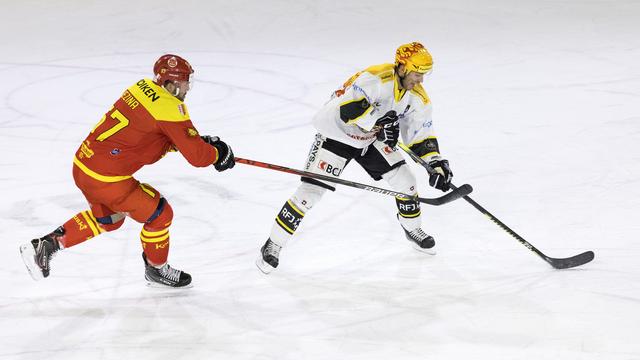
[20,227,64,280]
[402,227,436,255]
[256,238,281,274]
[142,253,192,288]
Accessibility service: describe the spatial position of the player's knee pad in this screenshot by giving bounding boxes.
[382,164,418,195]
[145,197,173,230]
[95,213,126,232]
[291,182,327,213]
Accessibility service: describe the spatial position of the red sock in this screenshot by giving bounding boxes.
[140,225,170,266]
[58,211,105,248]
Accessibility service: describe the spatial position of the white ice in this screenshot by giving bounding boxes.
[1,1,639,359]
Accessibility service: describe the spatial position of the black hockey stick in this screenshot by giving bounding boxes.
[398,143,594,269]
[235,157,472,206]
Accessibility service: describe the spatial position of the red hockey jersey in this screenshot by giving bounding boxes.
[74,78,217,182]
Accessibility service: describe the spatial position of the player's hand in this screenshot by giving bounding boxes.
[428,158,453,192]
[375,110,399,148]
[201,135,235,171]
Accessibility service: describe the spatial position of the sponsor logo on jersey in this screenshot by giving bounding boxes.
[383,145,394,154]
[318,160,342,176]
[187,128,199,137]
[347,133,376,141]
[136,79,160,102]
[79,140,94,159]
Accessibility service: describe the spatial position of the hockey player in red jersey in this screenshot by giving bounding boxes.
[20,54,235,287]
[257,42,454,273]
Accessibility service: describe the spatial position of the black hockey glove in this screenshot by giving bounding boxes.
[375,110,400,148]
[428,159,453,192]
[201,135,235,172]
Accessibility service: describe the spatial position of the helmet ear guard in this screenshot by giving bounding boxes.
[395,42,433,75]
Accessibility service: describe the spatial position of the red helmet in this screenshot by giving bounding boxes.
[153,54,194,85]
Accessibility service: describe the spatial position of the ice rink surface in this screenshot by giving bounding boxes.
[1,0,639,359]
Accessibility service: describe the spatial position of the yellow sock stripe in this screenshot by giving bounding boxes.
[275,217,295,234]
[141,227,169,237]
[140,232,170,243]
[287,200,305,217]
[81,211,102,236]
[399,211,422,218]
[89,211,106,234]
[395,195,413,200]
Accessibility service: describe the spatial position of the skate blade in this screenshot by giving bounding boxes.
[256,257,275,274]
[412,243,436,255]
[19,243,44,281]
[144,280,193,289]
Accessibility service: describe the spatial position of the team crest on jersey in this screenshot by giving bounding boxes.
[186,128,199,137]
[383,146,394,154]
[168,57,178,68]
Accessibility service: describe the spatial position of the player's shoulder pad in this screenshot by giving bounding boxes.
[362,63,395,84]
[127,78,190,122]
[410,83,431,105]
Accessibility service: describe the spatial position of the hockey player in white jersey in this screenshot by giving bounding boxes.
[257,42,453,273]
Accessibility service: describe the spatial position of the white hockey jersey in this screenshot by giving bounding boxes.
[313,63,442,159]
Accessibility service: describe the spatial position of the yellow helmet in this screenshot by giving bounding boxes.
[395,42,433,74]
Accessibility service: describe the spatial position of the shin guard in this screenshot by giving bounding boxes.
[140,198,173,266]
[383,164,422,230]
[274,200,305,238]
[396,196,422,230]
[58,210,106,248]
[269,182,326,247]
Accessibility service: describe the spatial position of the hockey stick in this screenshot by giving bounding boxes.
[235,157,472,206]
[398,143,595,269]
